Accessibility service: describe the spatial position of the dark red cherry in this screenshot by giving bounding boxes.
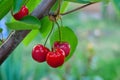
[46,48,65,68]
[32,44,50,62]
[13,5,29,20]
[53,41,70,57]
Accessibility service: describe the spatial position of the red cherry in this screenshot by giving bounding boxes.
[13,5,29,20]
[32,44,50,62]
[46,48,65,68]
[53,41,70,57]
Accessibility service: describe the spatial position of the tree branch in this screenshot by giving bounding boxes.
[0,0,56,65]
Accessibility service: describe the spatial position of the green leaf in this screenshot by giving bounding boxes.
[0,28,3,33]
[61,1,69,13]
[112,0,120,17]
[20,15,41,25]
[51,1,68,12]
[0,0,13,19]
[6,21,40,30]
[40,17,52,37]
[26,0,41,13]
[6,15,41,30]
[50,27,78,61]
[22,30,39,46]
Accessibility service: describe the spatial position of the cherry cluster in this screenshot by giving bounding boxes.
[11,4,71,68]
[32,41,70,68]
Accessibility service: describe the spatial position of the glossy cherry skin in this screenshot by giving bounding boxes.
[32,44,50,62]
[46,48,65,68]
[53,41,70,57]
[13,5,29,20]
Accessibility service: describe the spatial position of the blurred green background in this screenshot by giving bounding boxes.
[1,2,120,80]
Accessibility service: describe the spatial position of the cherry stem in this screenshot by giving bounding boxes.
[60,2,96,16]
[55,21,62,42]
[44,22,54,46]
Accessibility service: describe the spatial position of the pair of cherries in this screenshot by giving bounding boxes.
[32,41,70,68]
[13,5,29,20]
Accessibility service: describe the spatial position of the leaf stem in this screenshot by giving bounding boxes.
[44,22,54,46]
[60,2,96,16]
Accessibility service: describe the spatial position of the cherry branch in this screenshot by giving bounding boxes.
[0,0,56,65]
[0,1,97,65]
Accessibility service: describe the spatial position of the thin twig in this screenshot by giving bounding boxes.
[60,2,96,16]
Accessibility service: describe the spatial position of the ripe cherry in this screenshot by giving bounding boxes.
[13,5,29,20]
[53,41,70,57]
[32,44,50,62]
[46,48,65,68]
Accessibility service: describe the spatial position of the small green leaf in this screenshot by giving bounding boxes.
[0,28,3,33]
[22,30,39,46]
[61,1,69,13]
[6,21,40,30]
[6,15,41,30]
[20,15,41,26]
[0,0,13,19]
[51,1,68,12]
[50,27,78,61]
